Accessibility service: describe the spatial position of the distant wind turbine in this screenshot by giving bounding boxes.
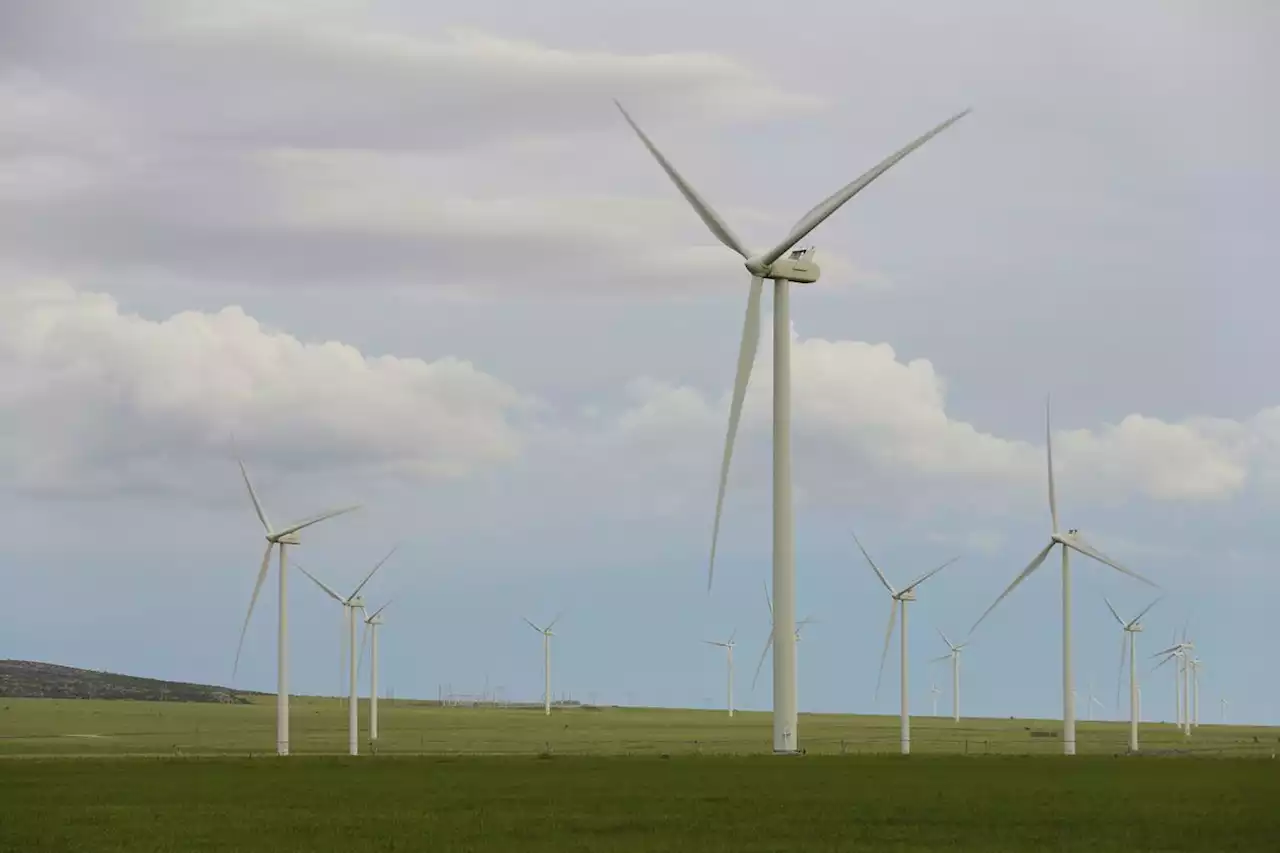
[1189,657,1203,728]
[524,615,562,715]
[1220,697,1229,724]
[930,684,942,718]
[971,398,1159,756]
[617,100,971,754]
[853,531,959,756]
[1152,630,1193,735]
[703,631,738,717]
[1104,594,1161,753]
[752,581,815,691]
[297,546,397,756]
[358,601,391,745]
[232,457,360,757]
[930,629,969,722]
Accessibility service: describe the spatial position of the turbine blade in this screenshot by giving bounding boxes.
[874,598,898,703]
[237,458,272,534]
[971,541,1055,633]
[1151,645,1182,657]
[356,621,370,683]
[522,617,544,634]
[902,556,960,593]
[1151,653,1176,673]
[1128,595,1164,629]
[233,542,275,681]
[708,276,764,590]
[348,544,399,600]
[1103,596,1125,627]
[728,628,738,646]
[757,109,970,268]
[276,504,361,538]
[546,611,565,633]
[751,632,774,690]
[614,100,750,259]
[929,654,953,664]
[1063,536,1158,588]
[295,564,345,604]
[851,530,896,594]
[366,601,391,622]
[937,627,954,650]
[763,579,774,621]
[1046,396,1058,534]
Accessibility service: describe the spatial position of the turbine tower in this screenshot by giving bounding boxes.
[971,399,1158,756]
[703,632,738,717]
[753,580,816,691]
[854,532,958,755]
[524,615,562,715]
[232,458,359,757]
[1104,595,1161,753]
[930,629,969,722]
[297,547,397,756]
[617,102,970,753]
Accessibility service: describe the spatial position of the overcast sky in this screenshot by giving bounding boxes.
[2,0,1278,729]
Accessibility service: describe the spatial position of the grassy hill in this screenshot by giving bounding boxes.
[0,660,259,704]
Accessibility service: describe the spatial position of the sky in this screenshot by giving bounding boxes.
[2,0,1278,729]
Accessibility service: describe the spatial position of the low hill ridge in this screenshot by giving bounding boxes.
[0,660,259,704]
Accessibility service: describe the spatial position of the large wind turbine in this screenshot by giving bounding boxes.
[297,547,397,756]
[358,601,391,745]
[930,629,969,722]
[524,615,562,716]
[1104,594,1161,753]
[703,631,738,717]
[617,102,970,753]
[1153,633,1192,734]
[854,532,958,755]
[971,399,1159,756]
[232,459,359,757]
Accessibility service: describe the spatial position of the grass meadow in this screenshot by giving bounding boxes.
[2,698,1277,851]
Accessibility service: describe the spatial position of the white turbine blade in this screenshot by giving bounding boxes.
[614,101,750,259]
[232,542,274,680]
[237,458,273,534]
[1151,645,1181,658]
[366,600,392,622]
[348,544,399,601]
[850,530,896,595]
[728,628,737,646]
[703,640,727,647]
[356,621,371,682]
[757,108,971,268]
[1103,596,1125,627]
[874,598,898,702]
[522,617,544,634]
[970,541,1055,633]
[928,654,953,664]
[902,556,961,593]
[751,632,774,690]
[295,564,345,604]
[276,504,361,538]
[1127,595,1164,629]
[1063,535,1158,588]
[545,611,565,633]
[937,628,954,650]
[1151,653,1177,673]
[708,276,764,590]
[1045,396,1058,534]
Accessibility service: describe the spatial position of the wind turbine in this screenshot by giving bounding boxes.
[930,629,969,722]
[703,631,738,717]
[1189,657,1203,728]
[752,581,815,691]
[1220,697,1229,724]
[617,101,970,754]
[854,531,959,756]
[971,399,1159,756]
[358,601,391,745]
[930,684,942,718]
[524,615,562,716]
[1153,635,1192,735]
[232,458,360,757]
[1104,594,1161,753]
[297,547,397,756]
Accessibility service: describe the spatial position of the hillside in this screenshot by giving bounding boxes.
[0,660,259,704]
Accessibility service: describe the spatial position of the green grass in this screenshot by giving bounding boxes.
[3,699,1277,851]
[2,755,1277,852]
[1,695,1277,757]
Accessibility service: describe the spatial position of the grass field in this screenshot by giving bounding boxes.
[3,698,1278,851]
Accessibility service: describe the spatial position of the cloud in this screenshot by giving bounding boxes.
[0,280,532,496]
[605,323,1276,507]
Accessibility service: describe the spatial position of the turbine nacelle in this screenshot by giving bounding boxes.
[745,247,820,283]
[274,532,302,546]
[893,588,918,602]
